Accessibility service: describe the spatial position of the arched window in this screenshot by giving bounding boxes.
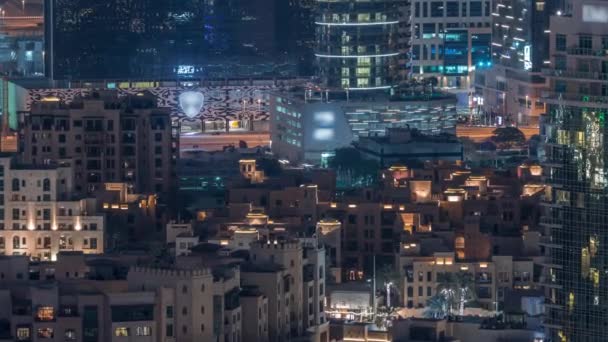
[11,178,19,191]
[43,178,51,192]
[12,236,20,249]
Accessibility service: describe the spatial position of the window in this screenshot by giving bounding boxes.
[136,326,151,336]
[166,305,173,318]
[37,328,54,338]
[64,329,77,341]
[430,2,444,17]
[579,35,592,50]
[556,34,566,51]
[114,327,129,337]
[16,327,30,341]
[470,1,482,16]
[166,324,173,337]
[201,324,205,332]
[446,2,458,16]
[182,307,188,315]
[36,306,55,322]
[43,179,51,192]
[11,178,19,191]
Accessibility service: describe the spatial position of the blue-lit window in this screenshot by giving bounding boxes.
[412,45,420,60]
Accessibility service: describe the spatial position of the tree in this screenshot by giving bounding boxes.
[329,147,379,188]
[436,272,477,317]
[425,294,450,319]
[376,264,403,308]
[490,127,526,149]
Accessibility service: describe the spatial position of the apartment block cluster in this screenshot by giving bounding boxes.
[160,155,546,340]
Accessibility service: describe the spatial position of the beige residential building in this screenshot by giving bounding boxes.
[127,267,214,342]
[399,251,534,310]
[0,155,104,260]
[20,91,177,195]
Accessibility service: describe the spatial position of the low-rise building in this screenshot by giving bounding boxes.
[0,155,104,260]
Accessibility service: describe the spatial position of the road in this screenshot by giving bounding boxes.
[456,125,539,142]
[180,132,270,152]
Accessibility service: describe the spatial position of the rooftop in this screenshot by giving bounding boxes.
[274,85,457,104]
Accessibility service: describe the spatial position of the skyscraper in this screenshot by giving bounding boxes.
[314,0,403,90]
[541,1,608,340]
[45,0,314,80]
[410,0,492,91]
[473,0,561,125]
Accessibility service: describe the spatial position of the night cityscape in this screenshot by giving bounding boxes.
[0,0,604,341]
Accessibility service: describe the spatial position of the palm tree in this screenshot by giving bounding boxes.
[425,294,449,319]
[376,264,403,307]
[436,272,477,317]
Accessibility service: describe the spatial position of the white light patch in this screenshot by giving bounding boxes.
[314,111,335,126]
[313,128,335,141]
[583,5,608,23]
[179,91,204,118]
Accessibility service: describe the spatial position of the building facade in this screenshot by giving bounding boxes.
[45,0,314,80]
[315,0,403,90]
[270,87,458,163]
[410,0,492,90]
[540,1,608,340]
[0,155,104,260]
[473,0,562,126]
[20,91,177,195]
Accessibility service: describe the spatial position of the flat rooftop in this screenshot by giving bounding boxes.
[273,86,458,105]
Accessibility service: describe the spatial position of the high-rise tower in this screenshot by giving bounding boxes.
[315,0,403,90]
[541,1,608,340]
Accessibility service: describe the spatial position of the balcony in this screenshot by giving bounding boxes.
[542,68,608,82]
[540,91,608,108]
[566,47,608,57]
[538,236,563,249]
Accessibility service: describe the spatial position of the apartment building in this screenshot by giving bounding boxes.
[20,91,177,195]
[0,155,104,260]
[399,251,535,310]
[127,267,215,342]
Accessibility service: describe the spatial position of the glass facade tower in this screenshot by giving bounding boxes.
[45,0,315,80]
[541,2,608,341]
[315,0,402,90]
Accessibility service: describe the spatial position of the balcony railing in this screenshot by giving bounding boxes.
[566,47,608,57]
[542,68,608,81]
[541,91,608,106]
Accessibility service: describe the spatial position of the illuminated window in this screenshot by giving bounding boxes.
[16,327,30,341]
[357,78,369,88]
[37,328,54,338]
[567,292,575,312]
[115,327,129,337]
[65,329,77,341]
[581,248,590,278]
[590,235,599,257]
[36,306,55,321]
[136,326,151,336]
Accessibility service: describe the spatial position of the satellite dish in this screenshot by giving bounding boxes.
[179,91,204,118]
